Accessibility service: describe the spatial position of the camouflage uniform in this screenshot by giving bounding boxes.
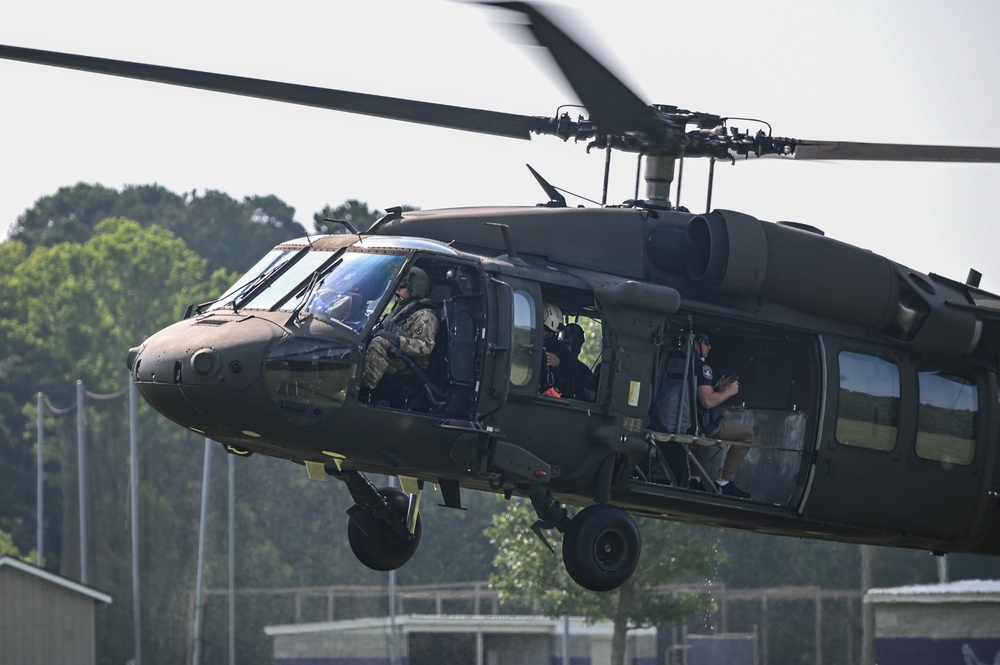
[362,299,439,389]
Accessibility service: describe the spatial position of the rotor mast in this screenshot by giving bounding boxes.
[643,155,677,208]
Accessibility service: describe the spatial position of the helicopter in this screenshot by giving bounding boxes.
[5,1,1000,592]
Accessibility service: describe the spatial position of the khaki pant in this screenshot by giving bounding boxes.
[706,421,754,482]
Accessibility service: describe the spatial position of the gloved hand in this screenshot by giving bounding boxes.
[377,331,400,347]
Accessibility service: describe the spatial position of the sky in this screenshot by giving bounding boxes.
[3,0,1000,289]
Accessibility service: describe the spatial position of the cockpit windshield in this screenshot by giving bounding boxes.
[300,252,406,332]
[208,246,303,311]
[207,247,405,333]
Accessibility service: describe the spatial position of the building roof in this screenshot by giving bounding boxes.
[265,614,656,638]
[0,555,112,604]
[866,579,1000,604]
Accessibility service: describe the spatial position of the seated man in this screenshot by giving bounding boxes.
[650,333,754,499]
[361,266,439,393]
[539,303,575,397]
[689,332,753,499]
[560,322,594,400]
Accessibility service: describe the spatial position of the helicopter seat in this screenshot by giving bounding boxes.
[404,296,478,415]
[640,349,714,487]
[376,295,478,416]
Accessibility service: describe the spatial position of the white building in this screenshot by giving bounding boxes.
[265,614,658,665]
[866,579,1000,665]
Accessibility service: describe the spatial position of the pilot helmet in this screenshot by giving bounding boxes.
[543,302,563,332]
[401,266,431,299]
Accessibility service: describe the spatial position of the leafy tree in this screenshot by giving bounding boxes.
[486,498,723,665]
[0,218,236,664]
[182,190,305,273]
[9,184,307,274]
[313,199,419,233]
[0,526,37,563]
[8,183,120,249]
[4,217,230,394]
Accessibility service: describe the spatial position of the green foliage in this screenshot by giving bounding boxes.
[0,527,37,563]
[487,499,723,665]
[9,182,121,248]
[313,200,419,233]
[9,183,307,274]
[3,217,229,395]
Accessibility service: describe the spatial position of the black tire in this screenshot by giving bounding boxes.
[562,503,640,592]
[348,487,422,572]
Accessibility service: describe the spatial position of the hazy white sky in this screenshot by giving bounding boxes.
[3,0,1000,288]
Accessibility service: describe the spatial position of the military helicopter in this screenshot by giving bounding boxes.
[5,1,1000,592]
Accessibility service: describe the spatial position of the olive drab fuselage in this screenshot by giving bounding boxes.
[127,205,1000,563]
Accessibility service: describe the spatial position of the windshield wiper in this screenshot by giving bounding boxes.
[231,245,311,313]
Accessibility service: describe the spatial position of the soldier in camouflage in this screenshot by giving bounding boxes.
[362,266,439,390]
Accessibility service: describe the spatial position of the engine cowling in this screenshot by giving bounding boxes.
[648,209,981,358]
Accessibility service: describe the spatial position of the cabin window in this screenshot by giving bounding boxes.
[916,371,977,465]
[835,351,899,451]
[510,290,536,387]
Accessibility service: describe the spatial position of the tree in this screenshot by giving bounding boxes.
[8,183,120,249]
[182,190,305,273]
[9,183,307,274]
[0,218,237,664]
[0,526,36,563]
[313,199,419,233]
[486,498,724,665]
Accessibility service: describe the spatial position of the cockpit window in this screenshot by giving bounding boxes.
[209,247,407,334]
[240,251,335,312]
[300,252,406,333]
[208,247,303,311]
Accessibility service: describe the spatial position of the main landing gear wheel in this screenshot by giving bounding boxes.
[348,486,422,572]
[562,503,640,592]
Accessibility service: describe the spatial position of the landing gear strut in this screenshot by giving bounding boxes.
[337,470,422,572]
[528,485,640,592]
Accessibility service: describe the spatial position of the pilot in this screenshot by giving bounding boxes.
[689,332,754,499]
[539,303,575,397]
[361,266,439,392]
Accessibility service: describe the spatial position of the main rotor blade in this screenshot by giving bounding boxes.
[0,43,549,140]
[790,140,1000,163]
[484,2,664,137]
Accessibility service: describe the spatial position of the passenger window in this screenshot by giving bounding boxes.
[510,290,535,387]
[836,351,899,451]
[916,371,977,465]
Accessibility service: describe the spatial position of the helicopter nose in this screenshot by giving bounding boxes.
[126,345,140,372]
[129,314,287,433]
[128,313,358,438]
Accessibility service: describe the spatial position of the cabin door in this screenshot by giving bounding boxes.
[802,338,993,542]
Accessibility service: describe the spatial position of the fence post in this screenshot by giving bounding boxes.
[36,392,44,566]
[77,380,88,584]
[130,380,142,665]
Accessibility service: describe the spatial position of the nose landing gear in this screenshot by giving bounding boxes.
[338,470,422,572]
